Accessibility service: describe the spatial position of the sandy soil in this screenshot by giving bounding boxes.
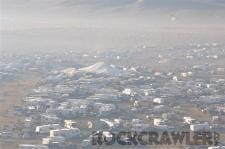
[0,73,42,149]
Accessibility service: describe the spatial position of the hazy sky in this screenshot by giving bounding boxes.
[1,0,225,52]
[1,0,225,29]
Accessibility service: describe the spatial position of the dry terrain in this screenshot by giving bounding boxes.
[0,73,42,149]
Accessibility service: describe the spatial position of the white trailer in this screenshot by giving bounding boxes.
[50,128,80,139]
[42,136,65,145]
[190,123,210,131]
[153,98,165,104]
[19,144,48,149]
[36,124,61,134]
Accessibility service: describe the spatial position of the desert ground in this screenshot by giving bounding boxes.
[0,73,42,149]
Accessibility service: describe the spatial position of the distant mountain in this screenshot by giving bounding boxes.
[2,0,225,52]
[58,0,225,11]
[2,0,225,22]
[3,0,225,13]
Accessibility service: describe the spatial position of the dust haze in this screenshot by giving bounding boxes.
[1,0,225,53]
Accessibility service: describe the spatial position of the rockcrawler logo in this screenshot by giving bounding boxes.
[92,131,220,146]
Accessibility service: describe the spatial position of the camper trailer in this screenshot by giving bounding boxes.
[36,124,61,134]
[19,144,48,149]
[190,123,210,131]
[42,136,65,145]
[50,128,80,139]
